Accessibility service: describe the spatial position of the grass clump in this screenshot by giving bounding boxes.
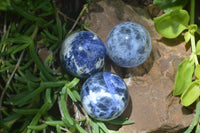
[0,0,133,132]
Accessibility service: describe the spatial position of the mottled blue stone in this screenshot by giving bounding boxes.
[60,31,106,78]
[106,21,152,67]
[81,72,129,121]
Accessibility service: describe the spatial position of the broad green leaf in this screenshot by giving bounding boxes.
[173,59,194,96]
[184,32,191,43]
[181,81,200,106]
[195,64,200,79]
[153,0,189,12]
[154,10,189,39]
[196,40,200,55]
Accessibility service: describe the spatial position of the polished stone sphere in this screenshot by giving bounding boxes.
[106,21,152,67]
[60,31,106,78]
[81,72,129,121]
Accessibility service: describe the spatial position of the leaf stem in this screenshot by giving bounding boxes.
[191,35,199,65]
[190,0,195,24]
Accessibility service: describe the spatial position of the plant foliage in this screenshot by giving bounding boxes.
[0,0,133,132]
[154,0,200,132]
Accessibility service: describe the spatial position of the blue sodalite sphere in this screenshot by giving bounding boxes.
[81,72,129,121]
[60,31,106,78]
[106,21,152,67]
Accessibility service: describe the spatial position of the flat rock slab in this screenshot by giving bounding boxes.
[81,0,194,132]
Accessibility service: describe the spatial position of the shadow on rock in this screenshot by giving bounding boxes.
[158,35,185,47]
[181,103,196,115]
[104,44,158,78]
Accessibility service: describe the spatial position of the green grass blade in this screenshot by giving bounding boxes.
[28,124,47,131]
[13,108,39,115]
[13,86,46,106]
[41,80,66,87]
[67,88,77,102]
[62,117,74,127]
[14,81,66,106]
[105,118,134,125]
[75,123,88,133]
[43,29,58,41]
[56,124,63,133]
[184,100,200,133]
[45,121,65,126]
[96,121,109,133]
[56,19,62,41]
[45,88,52,103]
[27,102,50,133]
[72,89,81,102]
[60,94,74,126]
[12,43,30,54]
[25,70,41,82]
[65,78,80,90]
[11,2,38,21]
[29,41,55,81]
[88,118,99,133]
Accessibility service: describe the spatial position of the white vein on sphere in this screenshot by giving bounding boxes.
[95,58,104,70]
[61,32,94,76]
[110,73,126,90]
[114,94,125,109]
[82,89,112,114]
[92,35,98,40]
[62,32,79,59]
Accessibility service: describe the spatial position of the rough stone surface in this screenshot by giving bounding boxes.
[81,0,194,132]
